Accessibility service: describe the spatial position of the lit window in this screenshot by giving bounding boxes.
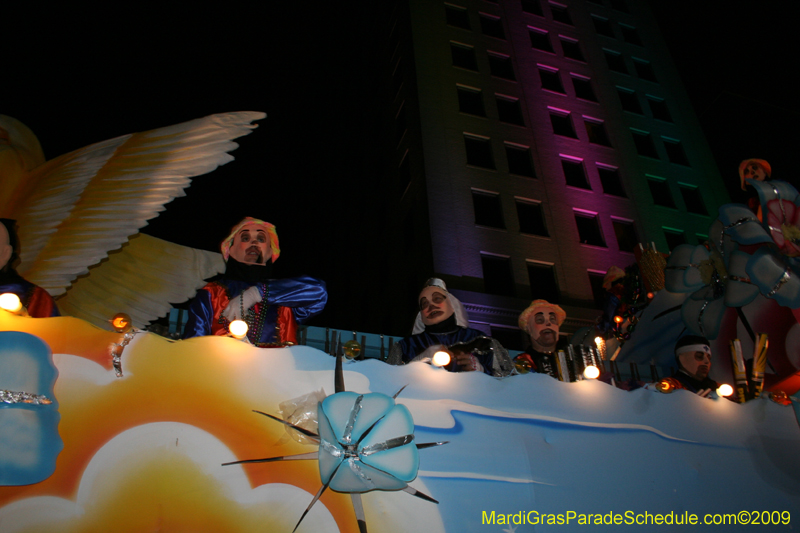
[562,157,590,189]
[481,254,515,296]
[604,49,628,74]
[588,270,607,308]
[663,229,686,251]
[592,15,614,37]
[496,95,525,126]
[505,143,536,177]
[647,177,675,208]
[584,118,612,146]
[663,137,690,166]
[549,108,577,138]
[457,85,486,116]
[619,23,642,46]
[571,75,597,102]
[528,261,559,303]
[631,129,659,159]
[647,95,672,122]
[529,27,554,52]
[633,58,657,82]
[472,190,505,228]
[617,87,642,114]
[480,13,505,39]
[488,52,516,80]
[597,165,626,197]
[680,184,707,215]
[560,36,585,61]
[516,199,548,236]
[464,134,495,169]
[445,4,471,30]
[521,0,543,16]
[539,66,565,93]
[451,42,478,71]
[549,2,572,25]
[574,210,606,247]
[612,218,638,252]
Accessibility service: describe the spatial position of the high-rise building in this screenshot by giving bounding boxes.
[374,0,728,348]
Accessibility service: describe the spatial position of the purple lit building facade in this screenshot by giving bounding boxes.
[375,0,728,348]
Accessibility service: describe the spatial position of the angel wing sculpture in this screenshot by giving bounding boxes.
[0,112,265,329]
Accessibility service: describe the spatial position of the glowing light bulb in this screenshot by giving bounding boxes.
[613,315,623,324]
[432,350,451,367]
[111,312,132,333]
[583,365,600,379]
[229,319,249,339]
[647,292,654,299]
[0,293,22,313]
[717,384,733,397]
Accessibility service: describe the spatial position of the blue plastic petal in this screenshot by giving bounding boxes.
[718,204,771,245]
[724,251,760,307]
[707,220,738,264]
[0,331,62,486]
[317,402,344,485]
[329,459,409,493]
[748,179,799,210]
[665,245,706,293]
[359,404,419,483]
[746,248,800,308]
[681,292,726,339]
[320,392,393,445]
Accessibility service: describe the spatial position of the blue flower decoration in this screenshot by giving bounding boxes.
[318,391,419,493]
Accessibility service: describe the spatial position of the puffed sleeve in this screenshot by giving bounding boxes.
[266,276,328,324]
[182,289,215,339]
[27,286,60,318]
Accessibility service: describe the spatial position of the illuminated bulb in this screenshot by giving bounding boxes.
[647,292,654,299]
[111,312,132,333]
[717,383,733,397]
[613,315,623,324]
[229,319,249,339]
[0,293,22,313]
[432,350,451,367]
[583,365,600,380]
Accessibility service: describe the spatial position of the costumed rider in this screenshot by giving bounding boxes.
[739,158,771,216]
[514,300,567,379]
[669,335,718,397]
[386,278,514,376]
[0,218,59,317]
[182,217,327,346]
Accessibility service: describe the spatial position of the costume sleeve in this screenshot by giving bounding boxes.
[266,276,327,324]
[276,306,299,345]
[27,287,60,318]
[182,289,215,339]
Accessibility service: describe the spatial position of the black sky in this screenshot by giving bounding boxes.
[4,2,798,333]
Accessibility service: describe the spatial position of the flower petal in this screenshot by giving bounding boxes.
[718,204,771,245]
[724,251,760,307]
[665,244,706,293]
[746,248,800,308]
[681,292,726,339]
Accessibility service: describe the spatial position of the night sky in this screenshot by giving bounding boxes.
[4,2,797,333]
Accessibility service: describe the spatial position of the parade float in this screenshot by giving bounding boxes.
[1,116,799,531]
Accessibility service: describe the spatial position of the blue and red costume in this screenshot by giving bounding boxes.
[182,275,327,347]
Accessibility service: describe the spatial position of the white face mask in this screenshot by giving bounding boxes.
[418,286,454,326]
[742,162,766,182]
[528,308,559,351]
[229,225,269,265]
[678,350,711,380]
